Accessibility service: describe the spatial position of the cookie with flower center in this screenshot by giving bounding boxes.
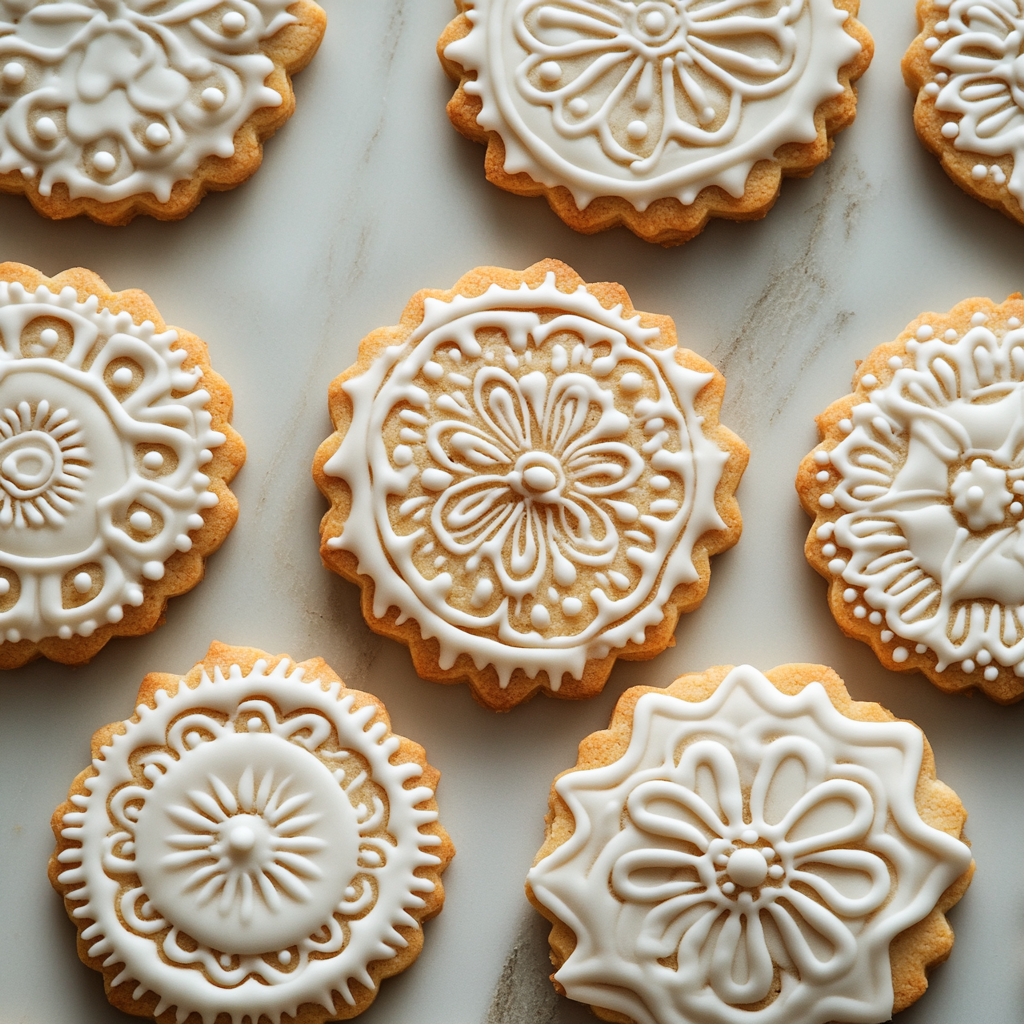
[0,263,244,668]
[313,260,747,710]
[0,0,325,224]
[50,642,453,1024]
[527,663,973,1024]
[438,0,873,245]
[797,297,1024,703]
[904,0,1024,225]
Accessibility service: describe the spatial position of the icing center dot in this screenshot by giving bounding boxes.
[514,452,563,499]
[726,847,768,888]
[951,458,1011,530]
[226,821,258,853]
[0,433,60,499]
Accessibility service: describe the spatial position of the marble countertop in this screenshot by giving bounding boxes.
[2,0,1023,1022]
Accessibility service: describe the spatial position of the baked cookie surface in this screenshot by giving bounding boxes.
[798,297,1024,703]
[527,663,973,1024]
[313,259,747,710]
[904,0,1024,225]
[439,0,873,245]
[0,0,325,224]
[50,642,453,1024]
[0,263,243,668]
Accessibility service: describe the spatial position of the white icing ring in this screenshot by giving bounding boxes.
[527,665,972,1024]
[444,0,864,210]
[818,319,1024,677]
[322,272,731,689]
[0,279,225,644]
[55,657,444,1024]
[0,0,299,203]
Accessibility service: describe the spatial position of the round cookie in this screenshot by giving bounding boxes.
[50,641,453,1024]
[438,0,873,245]
[527,663,973,1024]
[798,296,1024,703]
[0,0,326,224]
[0,263,244,668]
[904,0,1024,225]
[313,259,748,710]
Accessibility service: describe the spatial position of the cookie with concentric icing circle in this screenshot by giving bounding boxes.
[50,641,453,1024]
[0,0,325,224]
[439,0,873,245]
[798,295,1024,703]
[527,662,973,1024]
[0,263,244,668]
[904,0,1024,226]
[313,259,748,710]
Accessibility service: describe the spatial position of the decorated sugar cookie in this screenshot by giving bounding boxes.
[438,0,873,245]
[313,260,747,710]
[0,263,244,668]
[904,0,1024,225]
[527,663,973,1024]
[797,296,1024,703]
[0,0,326,224]
[50,642,453,1024]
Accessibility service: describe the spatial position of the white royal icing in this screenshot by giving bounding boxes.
[818,318,1024,679]
[444,0,863,210]
[55,657,444,1024]
[925,0,1024,201]
[0,280,225,644]
[323,273,730,688]
[0,0,297,203]
[528,665,972,1024]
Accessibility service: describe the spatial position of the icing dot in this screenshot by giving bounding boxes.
[822,543,837,557]
[936,72,948,83]
[977,649,992,665]
[816,523,834,540]
[539,61,561,83]
[146,122,170,147]
[202,87,226,109]
[916,325,934,341]
[935,20,948,32]
[944,329,958,341]
[130,511,153,531]
[220,954,232,968]
[893,647,909,663]
[40,328,59,348]
[962,659,975,673]
[869,612,882,625]
[1012,502,1022,515]
[221,10,246,32]
[2,62,26,86]
[888,356,903,370]
[35,116,58,141]
[699,105,715,124]
[562,597,582,616]
[112,367,134,386]
[1009,318,1021,328]
[924,36,939,49]
[58,625,72,639]
[816,470,829,483]
[143,451,164,470]
[924,82,940,97]
[880,630,894,642]
[972,164,988,181]
[423,361,443,380]
[470,578,493,609]
[818,494,835,509]
[768,864,784,879]
[620,372,643,392]
[568,97,589,116]
[5,628,18,642]
[627,120,649,141]
[854,606,866,618]
[726,848,768,887]
[644,10,666,31]
[843,588,857,603]
[279,950,292,965]
[531,604,551,629]
[722,881,735,894]
[762,848,775,861]
[73,572,92,594]
[839,419,853,434]
[860,374,878,388]
[0,578,9,596]
[93,150,116,173]
[651,475,670,491]
[985,666,999,681]
[814,450,830,466]
[247,717,261,731]
[142,561,165,580]
[228,824,256,851]
[941,121,959,138]
[188,513,205,529]
[106,604,123,622]
[393,445,413,466]
[828,558,846,574]
[971,312,988,326]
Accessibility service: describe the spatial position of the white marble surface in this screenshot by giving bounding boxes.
[2,0,1023,1022]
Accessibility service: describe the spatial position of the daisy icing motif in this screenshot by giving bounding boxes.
[313,260,748,710]
[0,263,244,669]
[50,643,453,1024]
[0,0,326,223]
[439,0,873,244]
[798,296,1024,703]
[527,663,974,1024]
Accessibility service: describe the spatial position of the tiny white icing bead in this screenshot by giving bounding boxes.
[860,374,878,388]
[924,82,939,97]
[854,606,866,618]
[112,367,133,386]
[916,325,933,341]
[818,494,835,509]
[539,61,561,83]
[971,312,988,326]
[888,356,903,369]
[839,419,853,434]
[814,450,830,466]
[880,630,894,642]
[221,10,246,32]
[828,558,846,574]
[984,666,999,681]
[146,122,171,147]
[869,612,882,625]
[129,511,152,531]
[93,150,116,173]
[892,647,908,662]
[201,87,226,110]
[73,572,92,594]
[941,121,959,138]
[961,659,975,673]
[843,588,857,603]
[924,36,939,49]
[562,597,582,616]
[1,62,25,86]
[35,116,58,141]
[143,451,164,470]
[822,543,836,557]
[619,372,643,392]
[0,578,9,596]
[142,561,165,580]
[568,97,589,116]
[971,164,988,180]
[627,120,649,141]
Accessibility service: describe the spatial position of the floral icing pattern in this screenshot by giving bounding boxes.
[322,272,732,688]
[815,315,1024,680]
[527,665,972,1024]
[54,656,445,1024]
[0,0,298,202]
[0,279,225,644]
[444,0,863,208]
[925,0,1024,200]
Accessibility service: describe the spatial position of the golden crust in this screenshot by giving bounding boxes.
[0,0,326,225]
[438,0,873,246]
[48,641,455,1024]
[526,663,974,1023]
[797,294,1024,704]
[0,263,245,668]
[903,0,1024,226]
[312,258,749,711]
